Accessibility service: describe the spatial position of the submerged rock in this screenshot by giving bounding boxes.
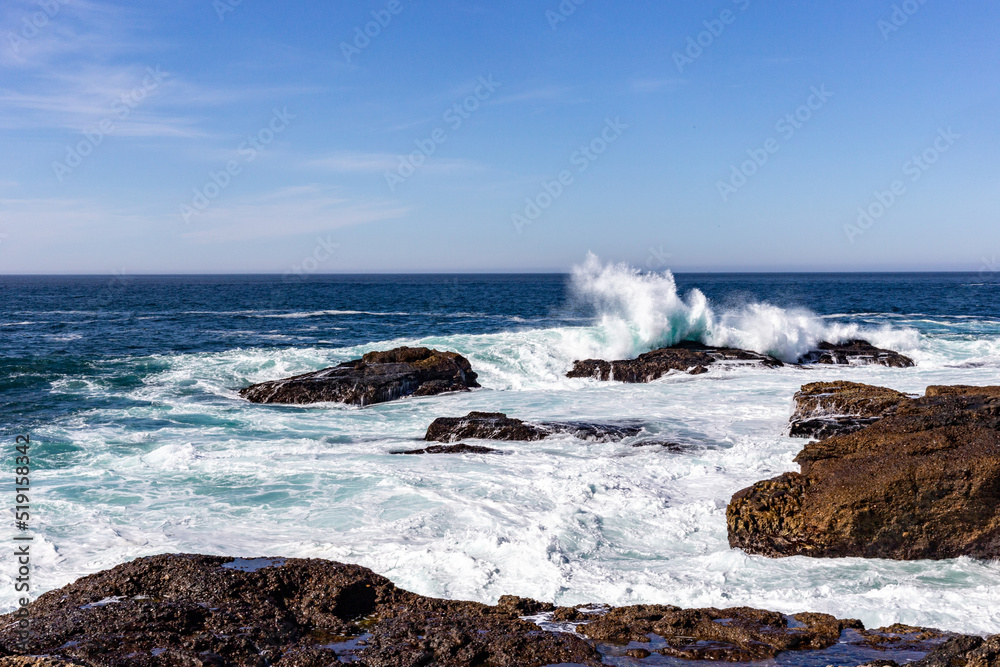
[0,553,975,666]
[566,340,784,382]
[239,346,479,406]
[396,443,500,455]
[797,339,915,367]
[788,381,911,439]
[424,411,643,443]
[729,384,1000,560]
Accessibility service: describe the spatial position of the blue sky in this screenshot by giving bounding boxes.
[0,0,997,273]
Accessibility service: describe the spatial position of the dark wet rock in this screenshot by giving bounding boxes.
[623,647,652,658]
[424,411,643,443]
[964,634,1000,667]
[0,553,977,666]
[629,440,693,451]
[926,385,1000,398]
[425,412,548,442]
[363,595,599,667]
[566,340,783,382]
[396,443,500,455]
[576,605,863,662]
[788,381,911,439]
[0,554,599,667]
[908,633,992,666]
[729,385,1000,559]
[797,339,915,367]
[239,346,479,406]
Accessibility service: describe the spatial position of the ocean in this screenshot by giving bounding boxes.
[2,260,1000,635]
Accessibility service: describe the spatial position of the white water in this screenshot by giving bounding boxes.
[4,262,1000,637]
[568,253,920,362]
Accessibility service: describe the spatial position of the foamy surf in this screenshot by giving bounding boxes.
[3,270,999,638]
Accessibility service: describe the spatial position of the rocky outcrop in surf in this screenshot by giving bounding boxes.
[788,381,912,439]
[796,339,915,367]
[566,341,784,382]
[0,553,984,666]
[566,339,914,383]
[424,411,643,443]
[239,346,479,406]
[729,384,1000,560]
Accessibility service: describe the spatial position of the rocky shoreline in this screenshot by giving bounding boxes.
[2,554,998,667]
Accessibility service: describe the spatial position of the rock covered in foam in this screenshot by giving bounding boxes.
[729,384,1000,560]
[423,411,643,443]
[797,339,915,367]
[238,346,479,406]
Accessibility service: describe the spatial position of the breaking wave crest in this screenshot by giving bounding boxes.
[570,254,919,362]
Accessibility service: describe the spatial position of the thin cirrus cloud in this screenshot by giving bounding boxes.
[305,152,482,175]
[180,186,412,243]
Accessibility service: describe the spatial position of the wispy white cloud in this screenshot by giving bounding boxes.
[306,152,399,173]
[180,185,412,242]
[489,85,576,106]
[305,151,483,175]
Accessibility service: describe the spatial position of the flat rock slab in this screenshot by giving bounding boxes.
[788,381,912,440]
[424,411,643,443]
[0,554,983,667]
[729,384,1000,560]
[239,346,480,406]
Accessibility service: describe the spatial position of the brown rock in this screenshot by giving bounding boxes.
[238,346,479,406]
[729,386,1000,559]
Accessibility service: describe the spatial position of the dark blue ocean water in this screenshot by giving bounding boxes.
[2,272,998,433]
